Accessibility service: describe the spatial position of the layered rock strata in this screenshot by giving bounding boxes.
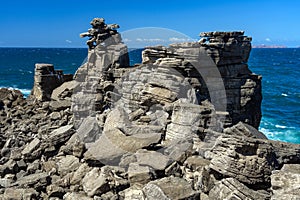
[0,26,299,200]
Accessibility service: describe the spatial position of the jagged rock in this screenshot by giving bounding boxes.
[63,192,93,200]
[56,155,81,176]
[209,178,271,200]
[59,133,85,157]
[166,100,212,140]
[51,80,78,101]
[46,184,65,198]
[82,168,110,197]
[163,139,194,164]
[271,164,300,199]
[11,172,50,190]
[224,121,267,139]
[206,134,300,186]
[49,99,71,111]
[135,149,172,171]
[70,163,91,185]
[143,177,199,199]
[0,160,18,176]
[121,187,145,200]
[2,188,38,200]
[47,125,74,146]
[21,138,41,158]
[128,163,155,185]
[77,116,101,143]
[31,63,73,101]
[84,128,162,165]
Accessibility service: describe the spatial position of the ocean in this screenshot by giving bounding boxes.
[0,48,299,144]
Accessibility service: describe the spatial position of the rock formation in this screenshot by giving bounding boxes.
[0,19,299,199]
[31,63,73,101]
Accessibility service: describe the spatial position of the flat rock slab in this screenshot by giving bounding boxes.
[143,177,199,199]
[209,178,270,200]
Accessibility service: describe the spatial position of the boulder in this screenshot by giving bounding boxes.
[143,177,199,199]
[224,121,267,139]
[209,178,270,200]
[56,155,81,176]
[128,163,155,185]
[82,168,110,197]
[84,128,162,166]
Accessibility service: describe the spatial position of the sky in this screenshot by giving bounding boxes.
[0,0,300,47]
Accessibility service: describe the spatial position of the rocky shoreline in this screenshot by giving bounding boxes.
[0,20,300,200]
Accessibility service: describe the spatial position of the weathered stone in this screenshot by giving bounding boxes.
[82,168,110,197]
[49,99,71,111]
[206,134,300,185]
[21,138,40,158]
[128,163,155,185]
[224,121,267,139]
[163,139,194,164]
[121,187,145,200]
[70,163,91,185]
[84,128,162,165]
[57,155,81,176]
[3,188,38,200]
[209,178,271,200]
[135,149,172,171]
[32,63,72,101]
[12,172,50,190]
[47,125,74,146]
[77,116,101,143]
[271,164,300,199]
[63,192,93,200]
[143,177,199,199]
[59,133,85,157]
[51,80,78,101]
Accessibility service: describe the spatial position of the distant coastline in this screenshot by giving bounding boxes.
[252,44,287,48]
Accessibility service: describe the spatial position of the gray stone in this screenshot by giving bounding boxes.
[47,125,74,146]
[50,99,71,111]
[51,80,78,101]
[12,172,50,190]
[3,188,38,200]
[59,133,85,157]
[206,134,300,185]
[63,192,93,200]
[143,177,199,200]
[82,168,110,197]
[77,116,101,143]
[21,138,40,157]
[57,155,81,176]
[163,139,194,164]
[271,164,300,200]
[84,128,162,165]
[135,150,172,171]
[121,187,145,200]
[209,178,270,200]
[70,163,91,185]
[224,121,267,139]
[128,163,155,185]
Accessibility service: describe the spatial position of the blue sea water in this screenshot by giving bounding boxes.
[0,47,299,144]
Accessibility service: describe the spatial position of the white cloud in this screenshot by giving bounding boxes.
[265,38,271,42]
[65,39,72,43]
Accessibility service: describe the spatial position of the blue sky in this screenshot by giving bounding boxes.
[0,0,300,47]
